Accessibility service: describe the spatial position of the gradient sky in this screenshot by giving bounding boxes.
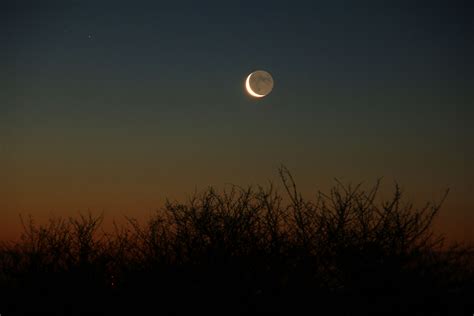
[1,1,473,241]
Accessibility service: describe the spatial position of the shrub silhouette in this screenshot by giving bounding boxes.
[1,167,472,315]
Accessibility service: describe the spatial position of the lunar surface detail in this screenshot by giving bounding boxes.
[245,70,273,98]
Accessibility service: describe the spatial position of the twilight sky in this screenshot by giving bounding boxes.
[1,1,473,241]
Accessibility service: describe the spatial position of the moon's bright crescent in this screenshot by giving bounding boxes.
[245,73,266,98]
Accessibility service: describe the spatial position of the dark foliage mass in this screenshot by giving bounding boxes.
[1,168,473,315]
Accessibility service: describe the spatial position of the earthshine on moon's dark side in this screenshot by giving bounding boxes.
[245,70,274,98]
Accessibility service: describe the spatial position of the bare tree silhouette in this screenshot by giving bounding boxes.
[0,167,472,315]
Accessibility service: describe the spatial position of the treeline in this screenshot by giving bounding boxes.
[1,168,473,315]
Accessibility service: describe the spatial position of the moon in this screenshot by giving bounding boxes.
[245,70,274,98]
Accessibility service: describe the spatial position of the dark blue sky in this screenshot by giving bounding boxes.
[1,1,473,241]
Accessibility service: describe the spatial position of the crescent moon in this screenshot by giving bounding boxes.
[245,73,266,98]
